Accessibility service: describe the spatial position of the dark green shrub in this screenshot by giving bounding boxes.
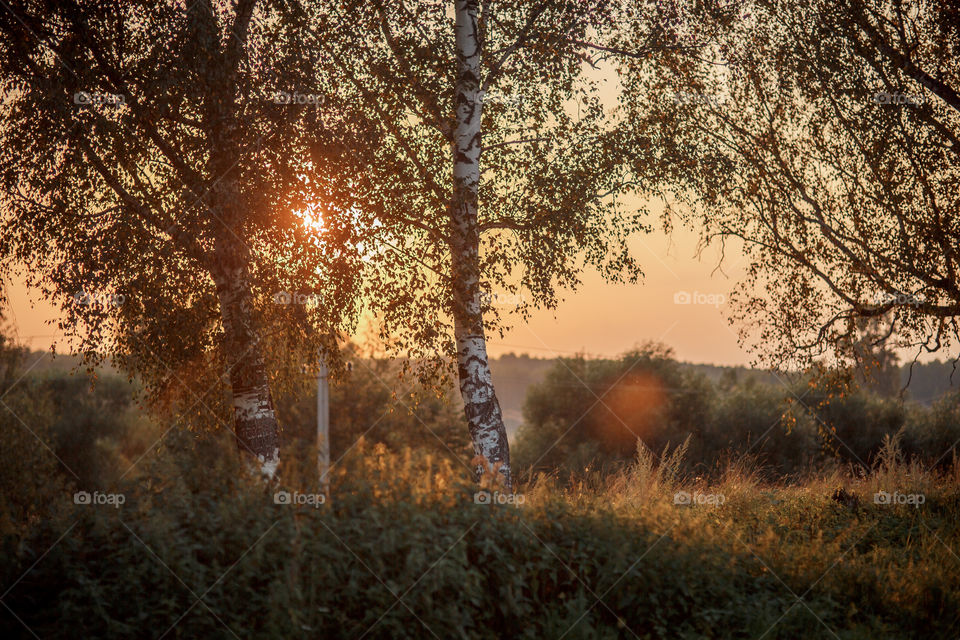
[903,392,960,466]
[515,344,713,475]
[0,379,66,541]
[40,372,153,489]
[514,348,960,478]
[2,437,954,639]
[698,381,818,475]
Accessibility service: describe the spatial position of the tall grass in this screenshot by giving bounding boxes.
[5,426,958,638]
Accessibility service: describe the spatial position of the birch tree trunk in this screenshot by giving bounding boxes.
[210,205,282,478]
[450,0,512,489]
[201,0,281,478]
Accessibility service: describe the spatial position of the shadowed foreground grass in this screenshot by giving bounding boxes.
[2,434,958,639]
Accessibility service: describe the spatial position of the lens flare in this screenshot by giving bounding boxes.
[592,372,666,454]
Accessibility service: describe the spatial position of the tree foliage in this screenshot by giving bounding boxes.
[0,0,363,465]
[279,0,649,376]
[617,0,960,366]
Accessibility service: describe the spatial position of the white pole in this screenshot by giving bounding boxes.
[317,357,330,494]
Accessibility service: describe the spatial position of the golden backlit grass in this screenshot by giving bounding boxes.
[3,431,958,638]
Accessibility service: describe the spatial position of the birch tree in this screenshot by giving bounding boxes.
[0,0,359,476]
[281,0,669,488]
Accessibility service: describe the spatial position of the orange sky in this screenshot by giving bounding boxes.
[3,220,758,365]
[485,223,752,365]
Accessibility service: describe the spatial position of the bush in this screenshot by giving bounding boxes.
[903,392,960,466]
[0,378,66,541]
[514,346,960,479]
[2,330,958,638]
[698,381,818,476]
[803,388,906,467]
[39,372,155,489]
[515,344,712,476]
[0,333,68,542]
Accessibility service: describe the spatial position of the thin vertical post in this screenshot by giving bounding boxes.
[317,357,329,494]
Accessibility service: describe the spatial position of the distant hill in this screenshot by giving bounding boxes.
[488,353,556,436]
[15,349,89,375]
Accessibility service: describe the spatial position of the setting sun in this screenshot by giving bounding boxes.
[295,204,326,235]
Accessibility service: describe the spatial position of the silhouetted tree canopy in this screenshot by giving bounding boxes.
[618,0,960,367]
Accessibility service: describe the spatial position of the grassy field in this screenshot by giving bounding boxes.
[2,433,958,639]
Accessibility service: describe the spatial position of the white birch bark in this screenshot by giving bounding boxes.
[207,134,281,478]
[450,0,512,489]
[211,221,282,478]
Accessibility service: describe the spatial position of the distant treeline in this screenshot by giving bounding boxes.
[18,348,960,441]
[509,346,960,480]
[489,352,960,438]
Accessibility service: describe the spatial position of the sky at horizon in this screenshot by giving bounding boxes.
[3,215,767,366]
